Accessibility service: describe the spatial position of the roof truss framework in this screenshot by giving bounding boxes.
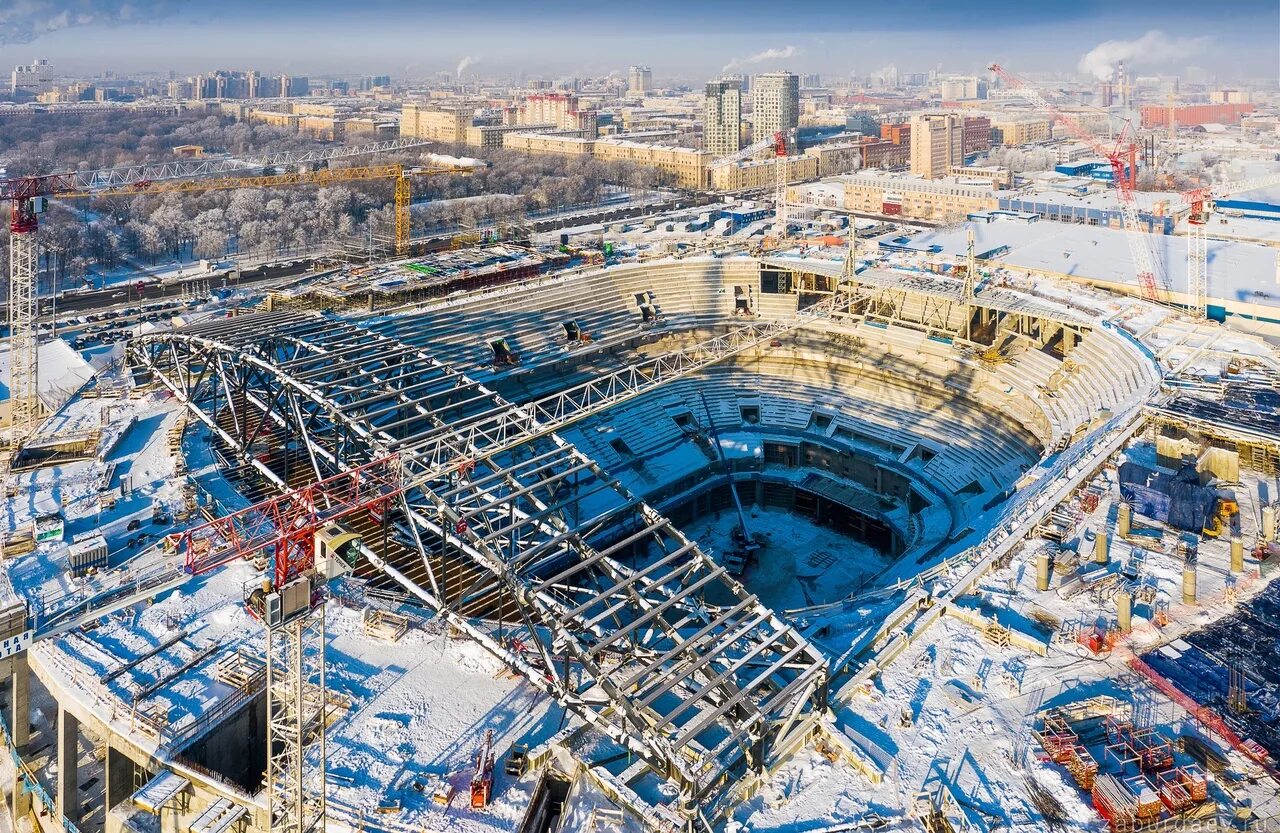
[127,308,831,828]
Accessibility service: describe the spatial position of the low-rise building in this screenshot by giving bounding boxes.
[593,139,710,189]
[466,122,554,151]
[503,132,596,156]
[813,170,1001,221]
[709,155,818,191]
[990,116,1051,146]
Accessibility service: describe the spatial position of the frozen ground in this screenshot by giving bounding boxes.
[682,507,892,611]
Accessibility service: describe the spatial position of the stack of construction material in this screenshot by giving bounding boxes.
[1128,776,1162,823]
[1155,770,1192,813]
[1038,714,1077,764]
[1068,744,1099,790]
[1177,765,1208,802]
[1092,774,1138,833]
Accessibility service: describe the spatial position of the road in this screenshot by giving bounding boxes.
[32,258,318,318]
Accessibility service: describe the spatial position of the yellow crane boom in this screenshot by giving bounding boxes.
[63,162,476,255]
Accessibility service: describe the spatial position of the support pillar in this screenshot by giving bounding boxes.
[1262,503,1275,543]
[1182,559,1198,606]
[104,744,138,833]
[58,706,80,826]
[1094,528,1109,565]
[1117,501,1132,538]
[9,654,29,750]
[1117,591,1132,633]
[10,763,31,827]
[1035,551,1051,592]
[1230,536,1244,574]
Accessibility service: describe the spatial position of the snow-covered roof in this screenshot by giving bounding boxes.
[0,338,94,410]
[906,219,1280,311]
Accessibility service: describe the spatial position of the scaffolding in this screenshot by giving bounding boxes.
[7,225,39,438]
[266,605,327,833]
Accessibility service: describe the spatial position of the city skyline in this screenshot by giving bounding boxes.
[0,0,1275,81]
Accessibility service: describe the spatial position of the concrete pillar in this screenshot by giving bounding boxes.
[1182,559,1198,605]
[10,763,31,827]
[9,653,29,750]
[1263,503,1276,543]
[1231,536,1244,574]
[104,745,136,812]
[1117,501,1132,538]
[1117,591,1133,633]
[1094,528,1109,565]
[1035,550,1051,592]
[57,706,80,825]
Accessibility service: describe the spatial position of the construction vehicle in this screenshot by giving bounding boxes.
[470,729,496,809]
[1201,497,1239,539]
[698,391,762,576]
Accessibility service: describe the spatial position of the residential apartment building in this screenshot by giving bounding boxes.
[11,59,53,96]
[822,170,999,221]
[519,92,598,138]
[910,113,964,179]
[751,71,799,139]
[962,116,992,155]
[710,154,817,191]
[939,76,987,101]
[466,122,552,151]
[704,78,743,157]
[401,103,472,142]
[593,139,710,189]
[990,116,1051,146]
[628,66,652,96]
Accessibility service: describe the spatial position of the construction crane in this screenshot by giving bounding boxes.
[1,150,479,442]
[988,63,1165,306]
[708,135,777,169]
[168,455,404,833]
[773,130,789,239]
[1183,171,1280,318]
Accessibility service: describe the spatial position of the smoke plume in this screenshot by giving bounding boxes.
[456,56,479,78]
[1077,30,1209,81]
[722,45,798,73]
[0,0,178,44]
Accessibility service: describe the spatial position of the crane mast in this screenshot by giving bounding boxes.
[988,63,1164,305]
[2,151,478,446]
[1183,171,1280,319]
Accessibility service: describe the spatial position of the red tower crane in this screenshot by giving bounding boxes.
[988,63,1165,304]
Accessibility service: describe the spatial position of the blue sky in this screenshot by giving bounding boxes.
[1,0,1275,81]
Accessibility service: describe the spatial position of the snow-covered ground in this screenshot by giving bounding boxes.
[683,507,892,611]
[5,245,1280,833]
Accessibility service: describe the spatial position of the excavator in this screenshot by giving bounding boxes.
[1202,496,1239,539]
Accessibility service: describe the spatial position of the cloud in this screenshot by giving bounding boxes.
[0,0,176,44]
[456,55,479,78]
[722,45,798,73]
[1077,29,1210,81]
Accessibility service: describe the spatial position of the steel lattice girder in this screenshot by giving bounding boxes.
[127,308,833,824]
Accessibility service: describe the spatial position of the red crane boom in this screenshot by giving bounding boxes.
[172,455,402,587]
[988,63,1164,303]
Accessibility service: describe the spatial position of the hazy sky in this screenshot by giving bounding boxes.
[0,0,1276,82]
